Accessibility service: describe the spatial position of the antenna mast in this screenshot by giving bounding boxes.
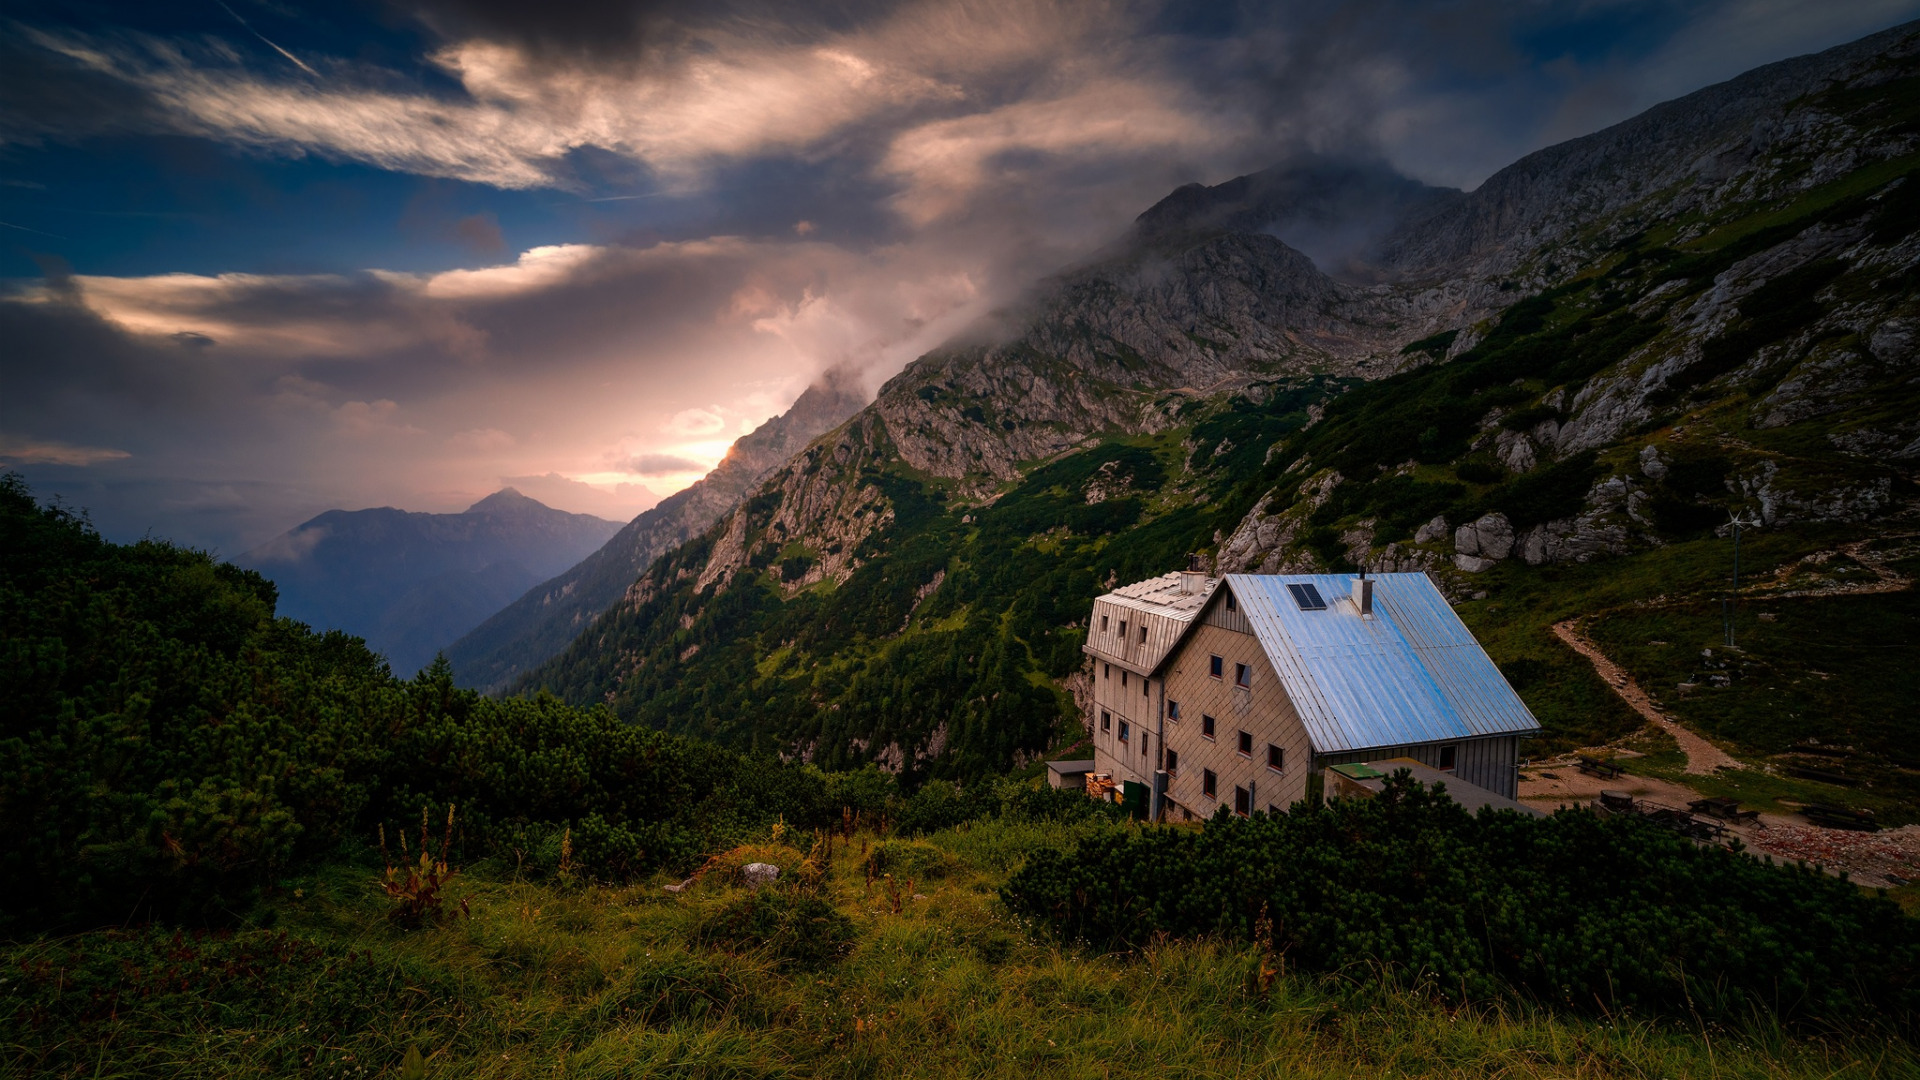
[1723,510,1760,648]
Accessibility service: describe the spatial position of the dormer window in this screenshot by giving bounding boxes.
[1100,614,1109,633]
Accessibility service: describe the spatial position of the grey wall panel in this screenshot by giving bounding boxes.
[1311,734,1519,799]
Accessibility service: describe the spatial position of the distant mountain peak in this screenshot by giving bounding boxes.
[464,488,544,515]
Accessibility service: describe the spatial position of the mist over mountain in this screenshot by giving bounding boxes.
[444,368,869,691]
[238,488,620,676]
[519,20,1920,788]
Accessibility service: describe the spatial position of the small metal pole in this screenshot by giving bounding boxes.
[1730,518,1740,648]
[1724,512,1755,648]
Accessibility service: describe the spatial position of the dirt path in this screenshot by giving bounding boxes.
[1551,619,1741,774]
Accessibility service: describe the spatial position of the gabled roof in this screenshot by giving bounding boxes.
[1161,572,1540,754]
[1083,571,1214,675]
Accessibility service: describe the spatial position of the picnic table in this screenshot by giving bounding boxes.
[1575,754,1626,780]
[1642,803,1727,841]
[1688,796,1760,824]
[1801,803,1879,832]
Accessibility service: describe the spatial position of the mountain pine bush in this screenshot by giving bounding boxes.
[1002,773,1920,1028]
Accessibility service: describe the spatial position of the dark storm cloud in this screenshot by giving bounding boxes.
[394,0,912,69]
[8,0,1920,552]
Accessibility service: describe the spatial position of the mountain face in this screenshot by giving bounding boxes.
[521,22,1920,783]
[238,489,620,677]
[444,370,868,692]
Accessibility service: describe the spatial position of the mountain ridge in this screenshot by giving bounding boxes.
[237,490,620,677]
[520,20,1920,784]
[444,368,870,691]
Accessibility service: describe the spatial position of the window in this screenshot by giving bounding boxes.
[1202,769,1217,798]
[1139,625,1148,643]
[1226,591,1237,612]
[1167,700,1180,721]
[1209,655,1223,679]
[1141,733,1150,758]
[1100,710,1110,732]
[1165,748,1179,775]
[1234,786,1251,816]
[1118,620,1128,639]
[1201,714,1216,740]
[1100,614,1109,633]
[1286,582,1327,610]
[1237,731,1253,757]
[1439,744,1458,770]
[1142,676,1148,698]
[1119,720,1130,742]
[1103,662,1110,679]
[1121,670,1128,687]
[1235,663,1251,688]
[1267,744,1284,772]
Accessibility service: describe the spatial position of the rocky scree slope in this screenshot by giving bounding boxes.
[522,22,1920,779]
[446,371,867,692]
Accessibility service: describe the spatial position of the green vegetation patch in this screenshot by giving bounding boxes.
[1004,775,1920,1029]
[1586,588,1920,813]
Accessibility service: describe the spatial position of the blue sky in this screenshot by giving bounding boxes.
[4,0,1919,554]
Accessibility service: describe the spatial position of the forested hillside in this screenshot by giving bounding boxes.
[523,24,1920,786]
[4,471,1918,1078]
[0,473,902,929]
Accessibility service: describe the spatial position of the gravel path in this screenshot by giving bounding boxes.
[1551,618,1741,774]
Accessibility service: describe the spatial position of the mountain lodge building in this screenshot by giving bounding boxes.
[1083,569,1541,820]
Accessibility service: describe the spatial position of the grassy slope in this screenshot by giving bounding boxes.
[6,819,1913,1080]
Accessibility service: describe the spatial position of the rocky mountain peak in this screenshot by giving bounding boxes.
[1131,155,1461,277]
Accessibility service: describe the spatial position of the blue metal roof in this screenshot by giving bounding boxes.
[1225,573,1541,753]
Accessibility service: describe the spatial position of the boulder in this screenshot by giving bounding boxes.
[741,862,781,888]
[1454,554,1499,573]
[1638,444,1668,480]
[1453,512,1514,560]
[1495,430,1537,473]
[1413,515,1450,543]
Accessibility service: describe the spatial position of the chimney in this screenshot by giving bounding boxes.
[1179,552,1207,595]
[1354,568,1373,617]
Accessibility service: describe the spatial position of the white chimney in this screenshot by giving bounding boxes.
[1353,571,1373,617]
[1179,553,1208,595]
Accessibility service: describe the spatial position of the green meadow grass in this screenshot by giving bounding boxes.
[5,817,1913,1080]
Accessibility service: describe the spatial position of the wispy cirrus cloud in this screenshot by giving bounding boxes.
[0,436,131,466]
